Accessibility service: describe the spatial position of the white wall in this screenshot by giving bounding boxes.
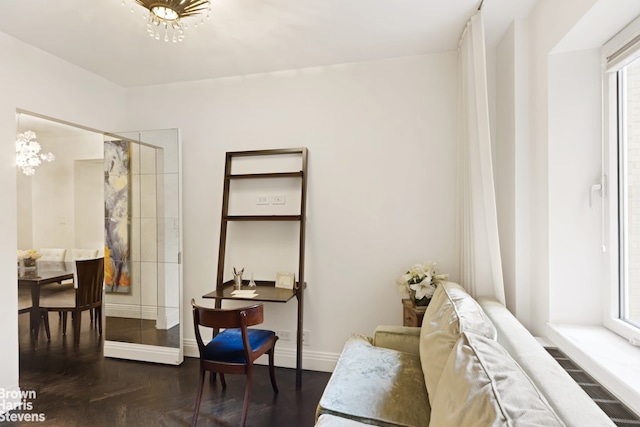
[495,23,517,314]
[123,53,460,363]
[523,0,600,335]
[16,172,33,251]
[492,0,640,335]
[493,0,600,334]
[548,49,603,325]
[494,18,536,327]
[74,159,105,255]
[0,31,126,394]
[27,134,103,257]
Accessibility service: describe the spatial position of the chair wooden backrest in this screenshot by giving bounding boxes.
[192,302,265,357]
[75,257,104,309]
[39,248,66,262]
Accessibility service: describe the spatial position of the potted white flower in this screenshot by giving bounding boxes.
[18,249,42,269]
[396,261,448,306]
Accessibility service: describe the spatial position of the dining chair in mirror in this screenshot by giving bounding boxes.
[191,299,278,427]
[66,248,100,320]
[71,248,99,260]
[40,257,105,344]
[38,248,71,295]
[39,248,66,262]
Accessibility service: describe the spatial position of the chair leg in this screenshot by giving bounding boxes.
[268,348,278,393]
[240,367,253,427]
[73,310,81,345]
[219,373,226,389]
[41,311,51,341]
[191,367,206,427]
[97,307,102,335]
[62,313,68,334]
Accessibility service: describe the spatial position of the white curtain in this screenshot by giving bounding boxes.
[458,11,506,304]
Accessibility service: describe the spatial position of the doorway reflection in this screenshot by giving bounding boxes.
[15,112,183,365]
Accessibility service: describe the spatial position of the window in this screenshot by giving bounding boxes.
[616,59,640,330]
[604,19,640,341]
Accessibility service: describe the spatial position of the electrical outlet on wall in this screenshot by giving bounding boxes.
[302,330,311,346]
[277,330,291,341]
[271,195,285,205]
[256,195,269,205]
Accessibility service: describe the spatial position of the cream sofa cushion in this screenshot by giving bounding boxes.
[430,332,565,427]
[478,297,616,427]
[419,281,496,406]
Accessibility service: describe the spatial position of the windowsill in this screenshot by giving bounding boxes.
[546,323,640,417]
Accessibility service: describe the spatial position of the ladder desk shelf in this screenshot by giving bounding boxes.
[203,147,308,389]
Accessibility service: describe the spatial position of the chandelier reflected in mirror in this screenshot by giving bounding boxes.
[16,131,55,176]
[127,0,212,42]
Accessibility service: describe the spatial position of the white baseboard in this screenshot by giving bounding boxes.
[155,307,179,330]
[105,303,156,320]
[104,340,183,365]
[105,304,179,332]
[183,338,338,373]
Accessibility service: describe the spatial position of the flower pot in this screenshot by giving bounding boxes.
[410,291,431,307]
[21,258,37,271]
[23,258,36,268]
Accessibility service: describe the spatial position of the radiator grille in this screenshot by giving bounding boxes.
[546,348,640,426]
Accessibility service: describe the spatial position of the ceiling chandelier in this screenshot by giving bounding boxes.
[16,131,55,176]
[128,0,212,42]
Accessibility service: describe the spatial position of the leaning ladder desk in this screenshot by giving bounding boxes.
[206,145,309,391]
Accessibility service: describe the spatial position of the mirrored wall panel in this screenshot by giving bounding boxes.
[103,129,183,365]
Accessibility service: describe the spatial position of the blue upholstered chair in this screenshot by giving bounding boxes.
[190,299,278,427]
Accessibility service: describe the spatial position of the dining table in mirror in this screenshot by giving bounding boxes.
[18,261,74,338]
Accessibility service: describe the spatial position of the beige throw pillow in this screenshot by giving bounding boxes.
[429,332,565,427]
[419,281,496,406]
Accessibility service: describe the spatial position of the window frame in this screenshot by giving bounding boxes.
[603,19,640,342]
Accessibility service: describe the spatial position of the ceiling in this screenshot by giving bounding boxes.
[0,0,538,88]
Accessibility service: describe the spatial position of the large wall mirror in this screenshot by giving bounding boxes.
[103,129,183,365]
[16,112,183,365]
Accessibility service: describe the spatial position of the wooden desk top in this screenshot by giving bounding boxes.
[203,280,303,303]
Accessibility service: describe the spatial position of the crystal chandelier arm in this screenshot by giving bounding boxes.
[15,131,54,176]
[129,0,211,42]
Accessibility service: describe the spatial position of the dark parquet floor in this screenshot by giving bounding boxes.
[15,311,331,427]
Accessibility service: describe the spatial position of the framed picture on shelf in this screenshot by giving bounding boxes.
[275,272,295,289]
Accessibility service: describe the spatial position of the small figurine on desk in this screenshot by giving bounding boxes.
[233,266,244,289]
[248,272,257,287]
